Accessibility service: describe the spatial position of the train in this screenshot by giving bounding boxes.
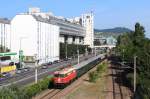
[53,66,77,87]
[52,54,106,87]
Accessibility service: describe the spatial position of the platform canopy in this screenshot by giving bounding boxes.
[0,52,17,56]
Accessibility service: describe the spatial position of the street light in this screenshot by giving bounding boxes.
[34,54,39,83]
[65,42,68,59]
[94,47,96,56]
[19,37,27,68]
[77,44,79,64]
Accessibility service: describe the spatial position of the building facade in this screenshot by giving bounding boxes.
[81,12,94,48]
[11,8,87,63]
[10,8,94,64]
[11,14,59,63]
[0,18,11,52]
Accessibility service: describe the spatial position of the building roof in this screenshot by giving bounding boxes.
[32,15,54,24]
[31,14,85,37]
[0,18,10,24]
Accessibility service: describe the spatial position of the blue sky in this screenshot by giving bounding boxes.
[0,0,150,37]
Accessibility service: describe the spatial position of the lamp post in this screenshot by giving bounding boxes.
[19,37,27,68]
[77,44,79,64]
[65,42,68,59]
[34,54,39,83]
[94,47,96,56]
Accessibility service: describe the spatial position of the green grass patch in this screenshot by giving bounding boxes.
[89,61,108,83]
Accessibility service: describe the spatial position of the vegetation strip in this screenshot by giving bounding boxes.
[89,61,108,82]
[116,23,150,98]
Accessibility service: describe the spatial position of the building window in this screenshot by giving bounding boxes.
[79,37,82,42]
[64,36,68,43]
[73,36,75,42]
[86,16,90,18]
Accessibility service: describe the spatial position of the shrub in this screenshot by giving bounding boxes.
[89,61,108,83]
[0,77,52,99]
[39,78,50,90]
[96,62,107,74]
[0,87,18,99]
[24,83,41,98]
[89,71,99,82]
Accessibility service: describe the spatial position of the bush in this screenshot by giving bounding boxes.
[39,78,50,90]
[96,62,107,74]
[0,86,25,99]
[24,77,50,98]
[24,83,41,98]
[89,61,108,83]
[0,77,52,99]
[89,71,99,82]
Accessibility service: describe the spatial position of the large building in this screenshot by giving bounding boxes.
[0,18,11,52]
[11,8,91,63]
[81,13,94,48]
[11,14,59,63]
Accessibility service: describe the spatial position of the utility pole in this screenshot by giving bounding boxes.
[77,49,79,64]
[35,61,38,83]
[77,44,79,64]
[34,54,38,83]
[65,42,68,59]
[94,47,96,56]
[134,56,137,93]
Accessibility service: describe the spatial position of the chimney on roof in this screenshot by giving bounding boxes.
[29,7,41,13]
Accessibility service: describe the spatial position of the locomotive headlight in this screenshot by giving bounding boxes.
[58,78,61,82]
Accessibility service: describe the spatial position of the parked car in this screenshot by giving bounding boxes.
[53,60,60,64]
[23,67,30,72]
[68,57,72,60]
[47,62,53,65]
[2,72,11,77]
[16,68,23,74]
[63,58,68,61]
[42,65,48,69]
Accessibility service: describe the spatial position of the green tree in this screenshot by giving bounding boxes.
[116,22,150,99]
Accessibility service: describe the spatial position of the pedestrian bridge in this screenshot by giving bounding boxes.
[94,45,116,49]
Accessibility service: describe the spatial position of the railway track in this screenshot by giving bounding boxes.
[110,62,132,99]
[35,89,61,99]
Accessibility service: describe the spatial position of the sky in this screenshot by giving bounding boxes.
[0,0,150,37]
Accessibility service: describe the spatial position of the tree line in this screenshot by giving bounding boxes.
[116,23,150,99]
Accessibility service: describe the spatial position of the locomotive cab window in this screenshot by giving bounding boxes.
[54,74,66,77]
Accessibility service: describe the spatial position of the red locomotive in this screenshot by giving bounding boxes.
[53,66,77,86]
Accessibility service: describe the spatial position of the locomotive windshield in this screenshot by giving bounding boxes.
[54,74,66,77]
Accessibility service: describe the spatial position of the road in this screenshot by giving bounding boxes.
[0,53,98,87]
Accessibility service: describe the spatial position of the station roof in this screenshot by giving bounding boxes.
[0,52,17,56]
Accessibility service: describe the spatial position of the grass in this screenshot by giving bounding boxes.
[65,60,108,99]
[88,61,108,82]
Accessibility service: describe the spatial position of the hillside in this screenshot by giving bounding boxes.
[94,27,132,38]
